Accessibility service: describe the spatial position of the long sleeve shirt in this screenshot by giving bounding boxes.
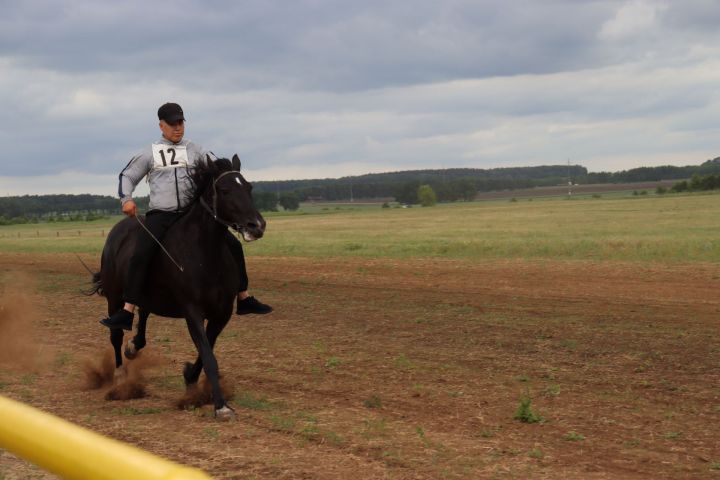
[118,137,214,212]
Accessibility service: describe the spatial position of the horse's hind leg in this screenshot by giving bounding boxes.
[183,315,231,386]
[107,299,125,370]
[182,357,202,386]
[125,308,149,360]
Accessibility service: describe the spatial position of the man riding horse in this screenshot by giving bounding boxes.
[101,102,272,331]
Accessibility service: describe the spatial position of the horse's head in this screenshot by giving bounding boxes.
[193,154,266,241]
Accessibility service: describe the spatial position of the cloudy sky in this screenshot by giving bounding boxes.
[1,0,720,195]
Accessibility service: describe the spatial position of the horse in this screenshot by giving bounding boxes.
[91,154,265,419]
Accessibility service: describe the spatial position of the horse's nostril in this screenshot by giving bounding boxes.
[248,218,265,231]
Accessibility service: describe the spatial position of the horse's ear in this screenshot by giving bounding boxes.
[206,154,219,172]
[231,154,241,171]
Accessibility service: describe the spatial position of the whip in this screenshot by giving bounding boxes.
[134,215,185,273]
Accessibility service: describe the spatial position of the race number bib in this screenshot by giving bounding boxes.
[151,144,189,170]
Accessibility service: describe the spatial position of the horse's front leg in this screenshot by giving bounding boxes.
[124,308,149,359]
[183,314,232,386]
[184,311,234,420]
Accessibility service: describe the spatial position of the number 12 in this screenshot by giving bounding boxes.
[158,148,177,166]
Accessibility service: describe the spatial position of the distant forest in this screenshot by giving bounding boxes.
[252,158,720,204]
[1,158,719,222]
[0,195,149,224]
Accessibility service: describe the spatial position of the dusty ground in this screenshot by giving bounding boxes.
[0,252,719,479]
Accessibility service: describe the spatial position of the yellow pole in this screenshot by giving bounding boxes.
[0,395,212,480]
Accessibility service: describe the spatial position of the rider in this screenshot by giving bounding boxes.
[100,102,272,330]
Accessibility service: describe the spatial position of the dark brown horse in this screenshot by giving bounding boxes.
[92,155,265,419]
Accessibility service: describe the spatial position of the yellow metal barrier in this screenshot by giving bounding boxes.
[0,395,212,480]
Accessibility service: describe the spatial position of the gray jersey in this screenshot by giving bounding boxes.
[118,137,214,212]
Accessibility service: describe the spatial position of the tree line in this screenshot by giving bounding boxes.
[254,165,587,203]
[253,159,720,205]
[0,194,149,225]
[584,159,720,184]
[2,159,720,223]
[665,173,720,193]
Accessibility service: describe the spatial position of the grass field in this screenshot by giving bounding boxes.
[1,192,718,262]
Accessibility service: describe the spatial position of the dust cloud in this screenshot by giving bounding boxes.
[83,348,162,401]
[0,280,52,372]
[82,348,115,389]
[177,374,235,410]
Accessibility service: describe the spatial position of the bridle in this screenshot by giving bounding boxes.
[199,169,249,230]
[135,168,251,274]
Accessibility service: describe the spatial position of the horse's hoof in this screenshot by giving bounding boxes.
[124,339,138,360]
[215,405,236,421]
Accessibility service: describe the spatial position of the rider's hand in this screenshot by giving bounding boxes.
[122,200,137,217]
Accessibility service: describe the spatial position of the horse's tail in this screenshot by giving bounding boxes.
[75,254,104,296]
[87,271,104,297]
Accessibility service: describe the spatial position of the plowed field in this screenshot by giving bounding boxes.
[1,252,719,479]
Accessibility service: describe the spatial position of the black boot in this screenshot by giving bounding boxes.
[236,296,273,315]
[100,309,134,330]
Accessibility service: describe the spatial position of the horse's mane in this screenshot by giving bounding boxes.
[185,157,234,205]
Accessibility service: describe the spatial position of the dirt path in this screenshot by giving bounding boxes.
[1,253,719,479]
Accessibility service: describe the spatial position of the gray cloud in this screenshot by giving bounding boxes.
[0,0,625,89]
[0,0,719,194]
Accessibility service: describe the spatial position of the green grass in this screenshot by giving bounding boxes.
[113,406,165,415]
[0,216,119,253]
[393,354,414,370]
[543,385,561,397]
[269,414,296,432]
[324,357,342,369]
[266,193,720,262]
[2,193,720,262]
[363,395,383,409]
[362,417,388,438]
[563,432,585,441]
[514,394,543,423]
[528,448,544,459]
[235,391,274,411]
[203,427,220,440]
[54,352,72,367]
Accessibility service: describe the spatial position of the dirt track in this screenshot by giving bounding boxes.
[1,252,719,479]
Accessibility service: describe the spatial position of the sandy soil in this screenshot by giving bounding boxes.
[0,252,718,479]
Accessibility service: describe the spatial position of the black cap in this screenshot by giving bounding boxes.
[158,102,185,123]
